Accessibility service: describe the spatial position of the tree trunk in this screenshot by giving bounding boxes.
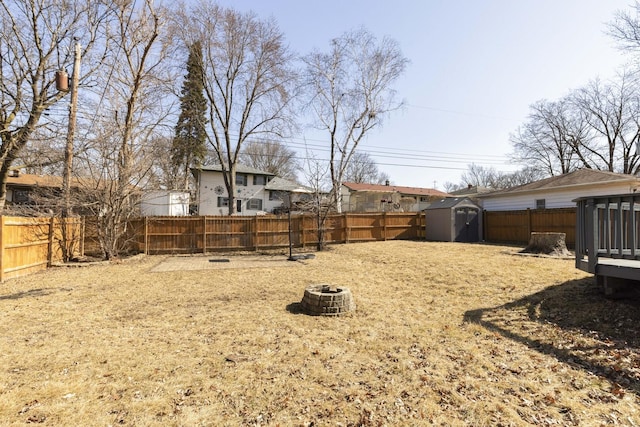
[521,232,571,256]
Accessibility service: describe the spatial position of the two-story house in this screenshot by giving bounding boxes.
[193,165,307,216]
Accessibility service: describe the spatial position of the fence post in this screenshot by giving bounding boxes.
[144,216,149,255]
[202,216,207,253]
[254,216,259,251]
[47,216,55,267]
[0,216,4,282]
[527,208,532,239]
[345,213,350,243]
[80,217,85,257]
[383,212,387,241]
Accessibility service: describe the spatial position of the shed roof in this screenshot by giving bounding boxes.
[342,182,450,198]
[424,197,479,210]
[477,169,639,198]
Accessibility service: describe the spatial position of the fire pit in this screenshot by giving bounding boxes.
[300,284,355,316]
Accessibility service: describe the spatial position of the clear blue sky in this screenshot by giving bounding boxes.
[214,0,632,189]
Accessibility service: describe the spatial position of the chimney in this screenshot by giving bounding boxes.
[467,184,472,189]
[385,179,390,186]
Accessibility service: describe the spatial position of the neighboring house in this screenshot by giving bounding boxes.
[140,191,190,216]
[5,171,66,208]
[193,165,308,216]
[449,185,492,201]
[477,169,640,211]
[4,171,142,215]
[340,181,451,212]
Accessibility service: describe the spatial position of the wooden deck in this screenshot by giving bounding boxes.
[575,193,640,284]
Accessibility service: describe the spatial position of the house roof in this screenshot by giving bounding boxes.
[7,172,138,192]
[7,173,81,188]
[477,169,640,198]
[198,164,275,176]
[424,197,479,210]
[342,182,450,198]
[264,177,313,193]
[450,185,492,196]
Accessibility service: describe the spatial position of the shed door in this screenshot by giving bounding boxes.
[454,208,479,242]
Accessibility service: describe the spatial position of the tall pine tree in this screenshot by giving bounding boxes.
[172,41,207,190]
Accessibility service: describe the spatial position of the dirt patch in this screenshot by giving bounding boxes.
[150,254,306,272]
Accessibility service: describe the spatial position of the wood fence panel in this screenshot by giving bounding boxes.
[345,214,384,242]
[0,216,81,281]
[484,208,576,247]
[254,216,290,248]
[385,213,422,240]
[484,210,530,244]
[141,217,202,254]
[530,208,576,247]
[205,216,256,251]
[82,217,102,256]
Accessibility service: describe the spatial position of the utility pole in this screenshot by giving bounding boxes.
[63,40,81,218]
[61,40,81,262]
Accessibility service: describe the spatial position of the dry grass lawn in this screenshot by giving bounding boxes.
[1,241,639,426]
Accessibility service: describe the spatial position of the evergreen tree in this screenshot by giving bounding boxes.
[172,41,207,190]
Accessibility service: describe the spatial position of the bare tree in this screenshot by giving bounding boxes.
[443,181,463,193]
[460,164,501,188]
[75,0,176,259]
[298,149,333,250]
[510,98,588,176]
[571,73,640,174]
[304,28,408,212]
[174,1,298,215]
[240,139,300,180]
[0,0,111,209]
[609,2,640,54]
[344,151,389,184]
[457,164,546,190]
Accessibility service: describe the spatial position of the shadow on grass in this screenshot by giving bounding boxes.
[464,277,640,395]
[0,288,55,301]
[286,302,305,315]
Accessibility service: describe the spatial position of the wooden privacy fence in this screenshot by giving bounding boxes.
[0,216,83,281]
[129,212,425,254]
[483,208,577,247]
[0,208,580,282]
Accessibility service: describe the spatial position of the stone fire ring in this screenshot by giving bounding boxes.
[300,284,355,316]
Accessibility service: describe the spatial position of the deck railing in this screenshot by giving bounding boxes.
[575,193,640,273]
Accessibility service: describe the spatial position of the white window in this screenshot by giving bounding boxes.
[535,199,546,209]
[248,198,262,210]
[236,174,248,186]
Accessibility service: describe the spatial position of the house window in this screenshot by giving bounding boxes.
[253,175,268,185]
[420,196,430,202]
[13,189,30,203]
[269,190,286,201]
[236,173,248,186]
[535,199,546,209]
[248,198,262,210]
[217,197,230,207]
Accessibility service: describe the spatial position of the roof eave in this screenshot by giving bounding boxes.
[477,178,640,198]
